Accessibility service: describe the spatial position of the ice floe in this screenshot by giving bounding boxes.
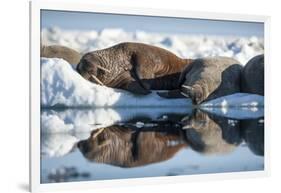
[42,27,264,64]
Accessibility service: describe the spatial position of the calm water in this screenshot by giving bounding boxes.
[40,107,264,183]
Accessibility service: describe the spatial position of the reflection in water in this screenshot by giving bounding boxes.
[183,110,264,156]
[241,118,264,156]
[47,166,91,183]
[41,108,264,183]
[77,125,187,168]
[182,110,241,155]
[77,110,264,168]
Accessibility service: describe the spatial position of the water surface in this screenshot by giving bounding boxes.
[40,107,264,183]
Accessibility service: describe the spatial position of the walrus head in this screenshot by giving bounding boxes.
[76,53,111,85]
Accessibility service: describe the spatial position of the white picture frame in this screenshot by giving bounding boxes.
[30,0,270,192]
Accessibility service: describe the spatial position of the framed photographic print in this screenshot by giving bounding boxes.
[30,0,270,192]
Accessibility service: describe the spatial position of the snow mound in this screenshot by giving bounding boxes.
[41,58,192,107]
[42,27,264,64]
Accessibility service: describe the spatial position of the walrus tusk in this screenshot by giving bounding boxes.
[91,74,104,86]
[180,92,190,98]
[181,85,193,90]
[97,65,111,73]
[182,125,192,130]
[181,85,192,98]
[92,128,105,139]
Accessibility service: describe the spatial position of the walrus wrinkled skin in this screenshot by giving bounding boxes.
[241,54,264,95]
[77,125,187,167]
[41,45,81,65]
[158,57,242,104]
[76,42,192,94]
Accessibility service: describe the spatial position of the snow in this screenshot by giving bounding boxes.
[42,27,264,65]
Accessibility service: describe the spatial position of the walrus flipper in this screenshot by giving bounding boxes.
[115,71,151,95]
[126,81,151,95]
[129,53,152,95]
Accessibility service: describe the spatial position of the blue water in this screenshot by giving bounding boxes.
[40,107,264,183]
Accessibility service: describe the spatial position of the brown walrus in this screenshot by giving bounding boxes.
[241,54,264,95]
[76,42,192,94]
[41,45,82,65]
[77,125,187,168]
[158,57,242,104]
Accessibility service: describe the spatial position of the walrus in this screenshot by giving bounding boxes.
[41,45,82,65]
[158,57,242,105]
[76,42,192,94]
[77,125,187,167]
[241,54,264,95]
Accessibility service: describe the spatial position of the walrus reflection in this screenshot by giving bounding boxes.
[77,126,187,168]
[240,118,264,156]
[182,110,242,155]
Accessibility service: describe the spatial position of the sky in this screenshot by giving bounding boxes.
[41,10,264,37]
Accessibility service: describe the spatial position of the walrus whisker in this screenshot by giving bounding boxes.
[92,128,105,139]
[97,65,111,73]
[91,74,104,86]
